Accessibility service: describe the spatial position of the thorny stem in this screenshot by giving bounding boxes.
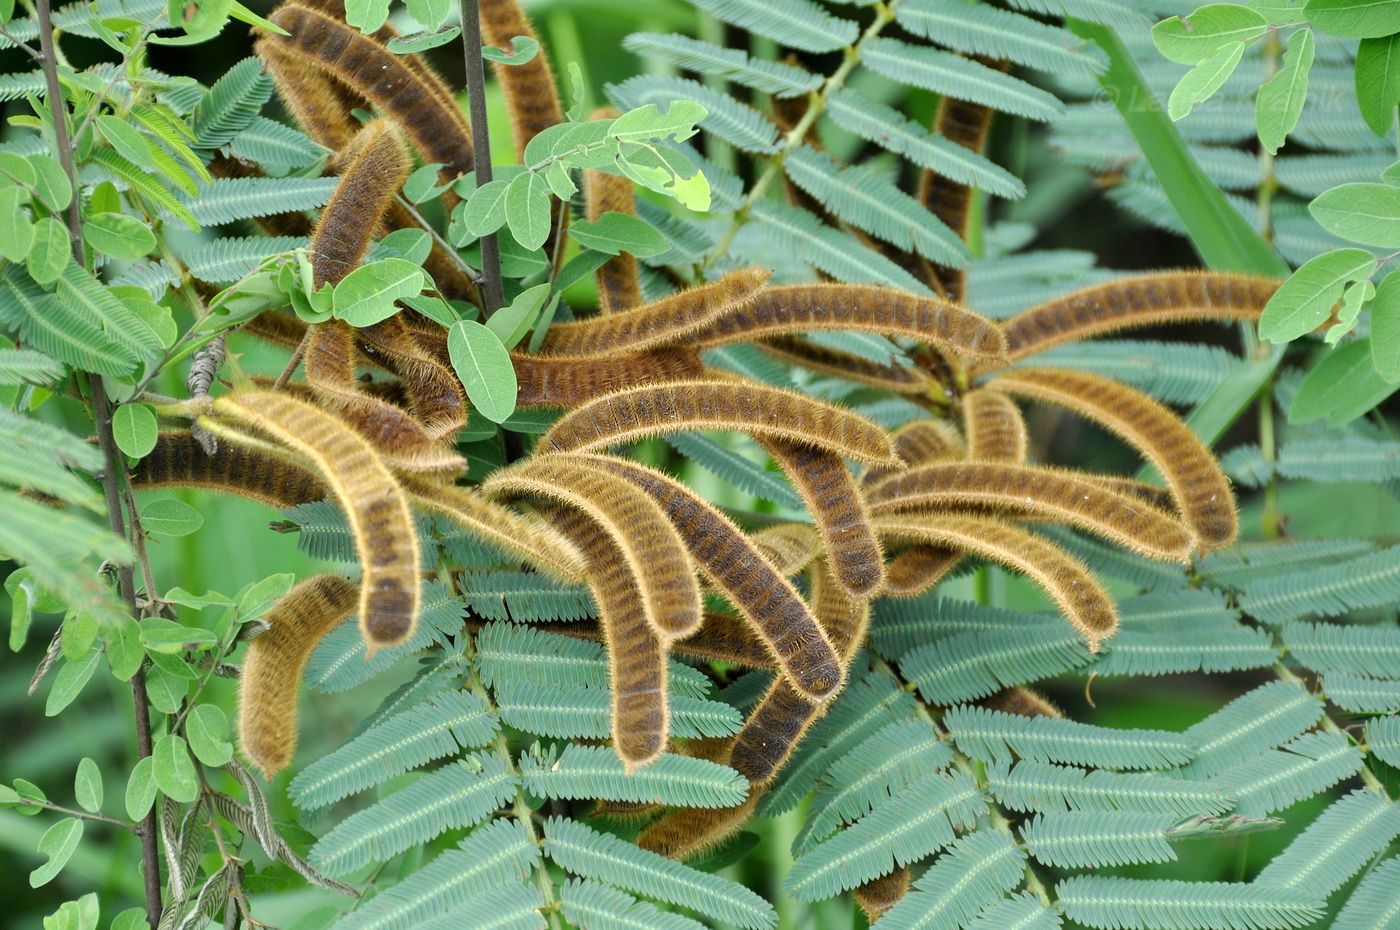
[703,0,901,267]
[32,3,164,922]
[459,0,505,316]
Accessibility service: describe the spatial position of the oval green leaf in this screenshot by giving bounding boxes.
[1309,183,1400,247]
[1259,247,1376,342]
[112,404,159,458]
[448,319,517,423]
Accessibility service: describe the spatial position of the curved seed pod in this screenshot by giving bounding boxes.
[355,316,467,439]
[999,272,1279,364]
[311,120,410,287]
[238,574,359,777]
[583,109,643,314]
[918,69,1006,303]
[672,613,772,667]
[482,455,702,640]
[212,390,421,649]
[513,348,705,407]
[400,474,585,583]
[728,559,870,783]
[266,5,474,184]
[855,868,910,923]
[131,432,325,508]
[539,379,898,466]
[692,284,1007,361]
[761,337,938,395]
[984,687,1062,719]
[760,439,885,598]
[541,503,669,770]
[876,513,1117,648]
[1086,474,1178,512]
[867,461,1196,562]
[242,311,310,351]
[480,0,563,152]
[861,418,964,486]
[750,523,821,577]
[538,268,769,356]
[636,793,763,860]
[988,367,1237,549]
[574,454,842,700]
[882,546,964,598]
[304,321,466,475]
[962,388,1028,463]
[255,37,359,152]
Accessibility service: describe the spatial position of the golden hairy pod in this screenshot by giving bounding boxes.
[987,367,1238,550]
[855,869,911,923]
[577,454,843,701]
[512,348,705,407]
[265,4,474,183]
[637,793,763,860]
[691,283,1007,362]
[304,322,466,476]
[537,268,769,356]
[480,0,564,152]
[400,474,586,584]
[984,686,1063,719]
[861,418,965,486]
[539,379,899,466]
[540,504,670,770]
[877,513,1117,648]
[211,390,422,649]
[130,432,326,508]
[355,317,467,440]
[882,546,964,598]
[749,522,821,577]
[760,439,886,599]
[482,455,703,640]
[962,388,1028,463]
[583,108,643,315]
[998,271,1279,365]
[254,37,359,153]
[672,612,772,668]
[238,573,359,777]
[867,461,1196,562]
[761,336,938,395]
[311,120,411,288]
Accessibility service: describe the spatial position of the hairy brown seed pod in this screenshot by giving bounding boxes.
[1086,474,1179,512]
[577,454,843,701]
[867,461,1196,562]
[691,283,1007,362]
[984,686,1062,719]
[266,4,474,185]
[238,574,359,777]
[987,367,1238,550]
[854,868,911,922]
[242,310,311,351]
[882,546,964,598]
[761,336,938,395]
[539,379,898,466]
[131,432,325,508]
[482,455,703,640]
[538,268,770,356]
[861,418,965,486]
[749,522,821,577]
[876,513,1117,648]
[998,272,1280,364]
[583,108,643,314]
[255,36,359,153]
[962,388,1028,463]
[400,474,585,584]
[760,439,886,598]
[355,316,467,439]
[540,503,669,770]
[480,0,564,152]
[311,120,410,287]
[303,321,466,476]
[211,390,421,648]
[512,348,706,407]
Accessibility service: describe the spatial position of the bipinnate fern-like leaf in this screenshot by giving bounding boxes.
[520,744,748,808]
[987,367,1238,550]
[212,390,422,648]
[876,514,1117,648]
[896,0,1106,77]
[1215,731,1362,818]
[1254,788,1400,902]
[288,691,497,810]
[583,454,843,701]
[1242,549,1400,624]
[962,389,1028,462]
[513,348,705,407]
[863,38,1064,123]
[238,573,359,777]
[558,879,714,930]
[868,462,1196,562]
[483,455,702,640]
[898,625,1094,706]
[998,272,1279,364]
[1334,855,1400,930]
[943,705,1192,770]
[875,829,1026,930]
[130,431,326,508]
[538,268,768,356]
[264,4,474,183]
[309,753,517,877]
[1055,876,1322,930]
[1182,680,1323,779]
[986,760,1230,818]
[310,120,410,287]
[1321,671,1400,714]
[539,379,898,466]
[691,283,1007,361]
[541,817,778,930]
[1020,811,1179,868]
[783,769,986,902]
